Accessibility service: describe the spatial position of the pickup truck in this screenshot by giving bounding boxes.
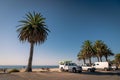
[82,64,95,72]
[59,61,82,73]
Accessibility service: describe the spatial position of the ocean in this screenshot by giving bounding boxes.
[0,65,59,69]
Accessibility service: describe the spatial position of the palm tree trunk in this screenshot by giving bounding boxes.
[89,58,92,65]
[97,56,100,62]
[26,43,34,72]
[100,56,102,62]
[83,58,86,64]
[105,55,108,61]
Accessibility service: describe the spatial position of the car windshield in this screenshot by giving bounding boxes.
[70,63,77,66]
[82,64,91,66]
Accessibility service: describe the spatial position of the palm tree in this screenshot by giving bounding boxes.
[93,40,113,62]
[81,40,94,65]
[93,40,105,62]
[17,12,50,72]
[104,48,114,61]
[77,50,86,64]
[115,53,120,65]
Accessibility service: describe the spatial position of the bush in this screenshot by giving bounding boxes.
[8,69,20,73]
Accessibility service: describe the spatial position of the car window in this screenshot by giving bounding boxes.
[66,63,68,66]
[69,63,77,66]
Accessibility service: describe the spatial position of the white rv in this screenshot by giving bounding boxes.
[92,62,111,71]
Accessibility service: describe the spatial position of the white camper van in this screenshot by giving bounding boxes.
[92,62,111,71]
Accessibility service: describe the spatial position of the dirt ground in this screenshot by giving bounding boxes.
[0,71,120,80]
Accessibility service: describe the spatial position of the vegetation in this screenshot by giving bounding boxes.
[93,40,114,62]
[8,69,20,73]
[77,50,86,64]
[17,12,50,72]
[77,40,114,64]
[77,40,94,65]
[115,53,120,66]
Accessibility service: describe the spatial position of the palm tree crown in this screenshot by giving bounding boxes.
[17,12,50,44]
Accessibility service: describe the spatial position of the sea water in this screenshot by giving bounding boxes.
[0,65,58,69]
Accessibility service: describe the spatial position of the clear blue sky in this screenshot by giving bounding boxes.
[0,0,120,65]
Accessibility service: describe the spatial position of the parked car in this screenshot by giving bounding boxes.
[82,63,95,72]
[59,61,82,73]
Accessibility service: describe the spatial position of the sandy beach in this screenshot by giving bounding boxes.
[20,68,60,72]
[0,68,120,80]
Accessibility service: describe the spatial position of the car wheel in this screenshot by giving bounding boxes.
[92,69,95,72]
[78,70,82,73]
[60,67,64,72]
[104,68,108,71]
[72,68,76,73]
[88,69,92,72]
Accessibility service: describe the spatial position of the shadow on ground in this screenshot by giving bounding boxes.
[79,71,120,76]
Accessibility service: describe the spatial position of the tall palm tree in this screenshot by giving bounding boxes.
[81,40,94,65]
[17,12,50,72]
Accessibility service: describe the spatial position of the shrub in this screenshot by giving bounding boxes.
[8,69,20,73]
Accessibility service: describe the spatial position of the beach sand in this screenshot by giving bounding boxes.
[0,68,120,80]
[20,68,60,72]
